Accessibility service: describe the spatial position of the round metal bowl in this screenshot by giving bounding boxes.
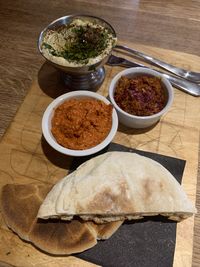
[38,15,116,90]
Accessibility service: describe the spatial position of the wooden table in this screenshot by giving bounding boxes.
[0,1,200,266]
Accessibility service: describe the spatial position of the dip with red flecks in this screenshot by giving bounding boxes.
[114,75,167,116]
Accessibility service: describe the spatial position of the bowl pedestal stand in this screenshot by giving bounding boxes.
[61,67,105,91]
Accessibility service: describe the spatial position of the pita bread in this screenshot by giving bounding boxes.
[37,152,196,223]
[1,183,48,241]
[1,183,123,255]
[88,220,123,240]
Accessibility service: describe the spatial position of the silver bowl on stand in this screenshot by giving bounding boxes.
[38,14,116,91]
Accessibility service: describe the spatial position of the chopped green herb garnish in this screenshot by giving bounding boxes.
[42,20,115,64]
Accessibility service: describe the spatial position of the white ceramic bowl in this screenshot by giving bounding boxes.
[42,91,118,156]
[109,67,174,129]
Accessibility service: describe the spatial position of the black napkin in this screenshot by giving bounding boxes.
[70,143,186,267]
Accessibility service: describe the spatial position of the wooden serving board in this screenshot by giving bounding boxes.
[0,43,200,267]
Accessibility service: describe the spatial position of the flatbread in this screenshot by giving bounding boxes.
[29,218,97,255]
[37,152,197,223]
[1,183,123,255]
[1,183,49,241]
[88,220,123,240]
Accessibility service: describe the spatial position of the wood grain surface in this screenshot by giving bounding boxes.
[0,44,199,267]
[0,1,200,266]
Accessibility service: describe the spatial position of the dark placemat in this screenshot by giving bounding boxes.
[70,143,186,267]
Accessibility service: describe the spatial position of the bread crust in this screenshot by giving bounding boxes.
[1,183,122,255]
[37,152,197,222]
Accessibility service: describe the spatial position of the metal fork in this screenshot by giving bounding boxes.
[107,54,200,96]
[115,45,200,83]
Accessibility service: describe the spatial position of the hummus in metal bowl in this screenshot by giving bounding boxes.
[41,18,117,67]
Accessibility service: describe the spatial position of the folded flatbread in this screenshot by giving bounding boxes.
[37,152,196,223]
[1,183,123,255]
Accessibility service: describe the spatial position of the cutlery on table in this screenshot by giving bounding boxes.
[115,44,200,84]
[107,54,200,96]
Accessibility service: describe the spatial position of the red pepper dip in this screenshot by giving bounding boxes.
[51,98,113,150]
[114,75,167,116]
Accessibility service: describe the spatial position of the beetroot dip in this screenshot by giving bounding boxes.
[114,75,167,116]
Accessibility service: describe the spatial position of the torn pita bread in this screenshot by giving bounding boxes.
[1,183,48,241]
[37,152,197,223]
[1,183,123,255]
[88,220,123,240]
